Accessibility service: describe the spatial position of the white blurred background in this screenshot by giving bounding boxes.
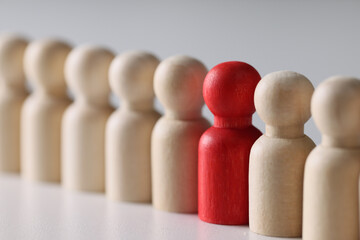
[1,0,360,144]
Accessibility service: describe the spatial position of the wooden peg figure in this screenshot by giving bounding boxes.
[106,51,160,202]
[303,76,360,240]
[22,39,71,182]
[0,34,28,172]
[249,71,315,237]
[152,55,210,213]
[62,45,114,192]
[198,61,262,225]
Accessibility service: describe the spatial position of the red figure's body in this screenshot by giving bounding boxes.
[198,61,262,225]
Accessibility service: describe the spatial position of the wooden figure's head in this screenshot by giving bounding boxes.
[109,51,159,109]
[24,38,71,95]
[311,76,360,147]
[255,70,314,137]
[154,55,207,119]
[65,45,114,103]
[0,34,28,88]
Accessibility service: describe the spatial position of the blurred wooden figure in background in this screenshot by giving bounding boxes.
[106,51,160,202]
[0,34,28,172]
[62,45,114,192]
[152,55,210,213]
[303,76,360,240]
[22,39,71,182]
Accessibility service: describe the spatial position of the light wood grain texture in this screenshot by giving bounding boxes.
[0,34,28,172]
[21,39,71,182]
[62,45,114,192]
[303,76,360,240]
[249,71,315,237]
[198,61,262,225]
[151,55,210,213]
[106,51,160,202]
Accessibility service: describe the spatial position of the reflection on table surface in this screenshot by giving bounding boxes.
[0,174,298,240]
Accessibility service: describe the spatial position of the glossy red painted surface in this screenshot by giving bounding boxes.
[198,61,261,225]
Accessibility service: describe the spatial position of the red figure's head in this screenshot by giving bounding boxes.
[203,61,260,127]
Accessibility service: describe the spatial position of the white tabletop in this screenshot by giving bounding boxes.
[0,174,299,240]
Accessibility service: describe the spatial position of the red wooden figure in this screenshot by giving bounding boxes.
[198,61,262,225]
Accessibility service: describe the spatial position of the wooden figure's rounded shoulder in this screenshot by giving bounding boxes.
[119,108,161,120]
[0,91,27,106]
[24,103,70,119]
[252,134,315,151]
[152,116,209,139]
[155,116,208,127]
[108,109,160,130]
[305,146,360,173]
[250,135,315,165]
[63,103,111,122]
[22,94,41,113]
[25,94,70,109]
